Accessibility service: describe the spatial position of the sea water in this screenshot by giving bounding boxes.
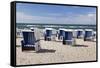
[16,23,96,31]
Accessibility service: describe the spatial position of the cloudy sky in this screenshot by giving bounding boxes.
[16,3,96,25]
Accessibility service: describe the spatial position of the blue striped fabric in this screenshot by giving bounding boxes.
[58,30,64,40]
[46,30,52,37]
[84,31,92,38]
[22,32,36,47]
[64,32,73,40]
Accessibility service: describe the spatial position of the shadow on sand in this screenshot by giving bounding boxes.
[36,49,56,53]
[72,44,88,47]
[24,49,56,53]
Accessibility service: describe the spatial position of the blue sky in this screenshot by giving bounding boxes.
[16,3,96,24]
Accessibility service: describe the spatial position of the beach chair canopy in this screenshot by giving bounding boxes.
[84,29,93,38]
[85,31,92,38]
[46,30,52,36]
[22,31,36,45]
[62,29,74,45]
[64,32,73,40]
[77,31,83,36]
[44,28,53,37]
[21,29,41,51]
[63,29,73,40]
[58,28,66,36]
[59,30,64,36]
[75,29,84,37]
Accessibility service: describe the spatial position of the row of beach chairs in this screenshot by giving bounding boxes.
[17,28,96,52]
[44,28,96,42]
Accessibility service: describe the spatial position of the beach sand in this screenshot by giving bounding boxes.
[16,37,96,65]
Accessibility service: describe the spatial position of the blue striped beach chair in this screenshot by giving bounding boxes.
[76,29,84,38]
[44,28,52,41]
[63,29,74,45]
[21,30,40,51]
[58,28,65,40]
[84,29,93,41]
[93,31,96,41]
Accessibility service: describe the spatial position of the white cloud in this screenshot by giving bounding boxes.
[62,13,96,24]
[16,12,68,23]
[88,13,95,17]
[16,12,96,24]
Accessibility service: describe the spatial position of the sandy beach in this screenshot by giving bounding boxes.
[16,37,96,65]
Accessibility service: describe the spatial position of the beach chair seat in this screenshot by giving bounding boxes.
[84,37,93,41]
[21,40,35,51]
[45,36,51,41]
[21,31,41,51]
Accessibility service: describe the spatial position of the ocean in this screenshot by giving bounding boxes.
[16,23,96,31]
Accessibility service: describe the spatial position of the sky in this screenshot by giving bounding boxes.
[16,3,96,25]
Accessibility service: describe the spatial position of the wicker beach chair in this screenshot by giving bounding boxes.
[44,28,52,41]
[63,29,75,45]
[77,31,83,38]
[84,29,93,41]
[21,30,41,51]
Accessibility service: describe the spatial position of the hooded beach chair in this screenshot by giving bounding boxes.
[63,29,75,45]
[21,30,41,51]
[44,28,52,41]
[16,28,22,38]
[58,28,65,40]
[84,29,93,41]
[75,29,84,38]
[93,31,96,41]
